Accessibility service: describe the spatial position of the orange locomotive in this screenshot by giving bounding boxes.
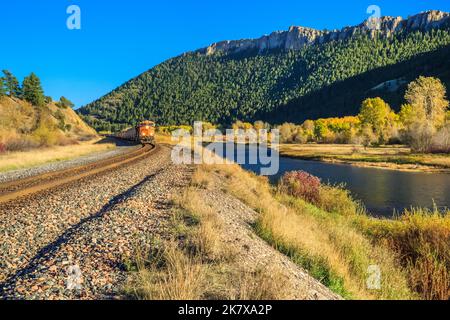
[116,121,156,145]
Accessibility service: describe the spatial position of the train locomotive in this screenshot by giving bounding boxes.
[115,121,156,145]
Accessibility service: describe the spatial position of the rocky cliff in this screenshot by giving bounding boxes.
[201,10,450,55]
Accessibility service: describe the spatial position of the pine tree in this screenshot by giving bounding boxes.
[22,73,45,107]
[57,96,75,109]
[2,70,21,98]
[0,77,6,97]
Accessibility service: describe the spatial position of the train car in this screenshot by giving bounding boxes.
[115,121,156,145]
[137,121,156,145]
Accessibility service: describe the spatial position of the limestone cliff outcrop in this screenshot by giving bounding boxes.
[200,10,450,55]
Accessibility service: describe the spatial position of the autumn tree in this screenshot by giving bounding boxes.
[254,121,270,131]
[358,97,396,145]
[302,120,315,141]
[398,104,416,129]
[278,123,296,143]
[232,120,244,131]
[402,77,449,152]
[232,120,253,131]
[360,126,377,149]
[22,73,45,107]
[405,76,449,128]
[314,119,331,142]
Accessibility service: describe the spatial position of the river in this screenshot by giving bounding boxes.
[213,143,450,217]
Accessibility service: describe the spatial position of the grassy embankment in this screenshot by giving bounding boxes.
[279,144,450,172]
[214,164,449,299]
[124,139,449,300]
[0,96,118,173]
[0,138,116,173]
[198,164,412,300]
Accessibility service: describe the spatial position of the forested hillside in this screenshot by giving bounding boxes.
[79,14,450,131]
[264,43,450,123]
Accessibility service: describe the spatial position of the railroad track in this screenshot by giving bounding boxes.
[0,144,159,205]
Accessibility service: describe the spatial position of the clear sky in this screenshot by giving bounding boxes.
[1,0,449,108]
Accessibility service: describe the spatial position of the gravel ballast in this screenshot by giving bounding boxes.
[0,145,191,300]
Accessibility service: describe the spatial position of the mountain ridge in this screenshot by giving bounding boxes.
[198,10,450,55]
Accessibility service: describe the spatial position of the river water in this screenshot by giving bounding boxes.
[213,143,450,217]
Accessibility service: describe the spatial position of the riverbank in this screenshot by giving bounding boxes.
[204,162,449,300]
[279,144,450,173]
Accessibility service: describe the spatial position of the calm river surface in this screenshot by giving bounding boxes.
[214,144,450,217]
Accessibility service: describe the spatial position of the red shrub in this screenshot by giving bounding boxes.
[0,143,6,153]
[278,171,321,203]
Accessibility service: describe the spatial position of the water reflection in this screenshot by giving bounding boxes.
[217,143,450,217]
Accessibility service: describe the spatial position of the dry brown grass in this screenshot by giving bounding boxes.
[184,147,447,300]
[0,138,115,173]
[175,187,225,260]
[126,146,448,300]
[0,96,98,159]
[230,265,292,300]
[279,143,410,157]
[125,241,207,300]
[191,167,215,189]
[0,97,35,133]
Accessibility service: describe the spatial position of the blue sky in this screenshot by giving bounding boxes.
[1,0,449,108]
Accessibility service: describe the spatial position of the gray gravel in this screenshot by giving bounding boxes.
[0,141,138,184]
[0,145,192,300]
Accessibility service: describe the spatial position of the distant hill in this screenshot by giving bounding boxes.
[0,96,97,151]
[78,10,450,130]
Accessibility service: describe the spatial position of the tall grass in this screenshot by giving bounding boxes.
[230,265,292,300]
[125,241,207,300]
[356,209,450,300]
[176,186,227,261]
[200,164,415,299]
[232,165,448,300]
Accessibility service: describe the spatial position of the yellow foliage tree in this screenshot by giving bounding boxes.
[405,76,449,128]
[358,97,396,145]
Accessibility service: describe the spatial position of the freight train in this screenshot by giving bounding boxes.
[115,121,156,145]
